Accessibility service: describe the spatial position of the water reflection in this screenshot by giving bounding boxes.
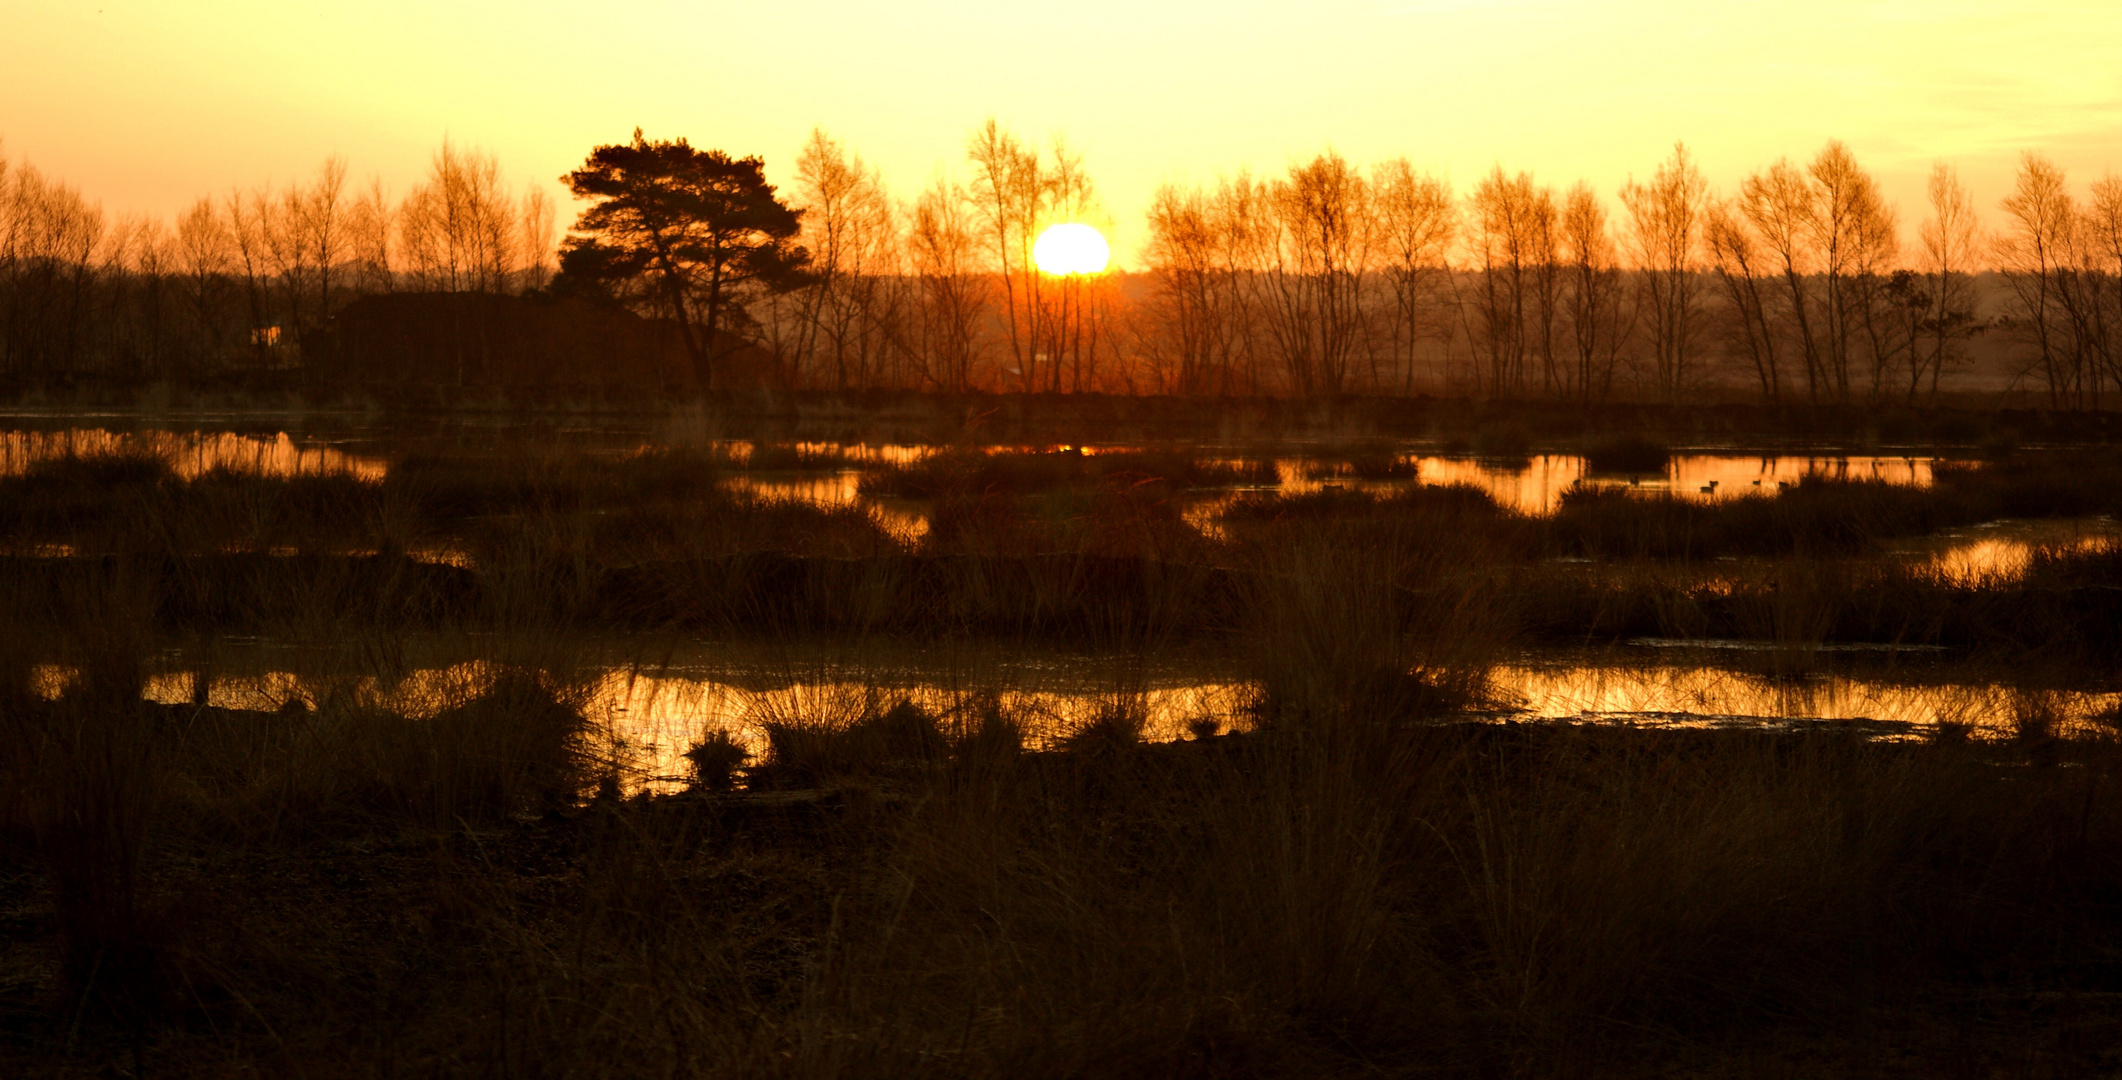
[736,440,933,468]
[1278,453,1936,515]
[1494,660,2121,738]
[579,671,1248,788]
[668,441,1943,524]
[717,468,930,541]
[1,429,2032,576]
[0,429,385,480]
[0,426,1946,528]
[112,651,1250,792]
[28,646,2115,793]
[1892,517,2120,584]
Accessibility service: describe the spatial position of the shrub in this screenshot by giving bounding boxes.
[1582,434,1673,475]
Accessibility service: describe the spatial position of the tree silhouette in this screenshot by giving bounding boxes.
[558,130,808,391]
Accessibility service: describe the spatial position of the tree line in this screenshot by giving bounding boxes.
[0,138,553,381]
[5,126,2122,406]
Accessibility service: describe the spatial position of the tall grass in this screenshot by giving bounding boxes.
[857,447,1276,500]
[167,702,2109,1078]
[6,437,2122,1074]
[5,676,2120,1073]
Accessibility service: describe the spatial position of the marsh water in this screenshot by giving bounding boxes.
[2,421,2099,575]
[46,640,2115,792]
[14,418,2117,783]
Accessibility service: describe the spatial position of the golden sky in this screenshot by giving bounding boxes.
[6,0,2120,264]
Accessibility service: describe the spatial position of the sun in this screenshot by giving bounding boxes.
[1032,223,1110,276]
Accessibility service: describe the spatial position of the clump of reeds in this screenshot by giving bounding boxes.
[8,575,2122,1076]
[1933,446,2122,519]
[682,729,749,790]
[1470,422,1533,461]
[2023,535,2122,590]
[1300,451,1417,480]
[10,696,178,1020]
[743,442,849,471]
[950,696,1026,773]
[14,433,2122,1074]
[261,668,594,828]
[12,443,178,489]
[1581,433,1673,474]
[859,447,1273,500]
[1058,700,1146,757]
[2009,688,2066,746]
[753,697,949,788]
[1223,482,1528,561]
[919,488,1042,555]
[1548,478,1955,560]
[384,444,728,522]
[917,478,1210,563]
[1236,489,1513,725]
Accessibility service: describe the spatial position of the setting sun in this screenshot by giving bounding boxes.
[1032,223,1109,276]
[7,4,2122,1069]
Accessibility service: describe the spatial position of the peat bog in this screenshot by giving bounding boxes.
[3,404,2122,1077]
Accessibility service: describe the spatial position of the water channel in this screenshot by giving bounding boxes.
[10,422,2114,789]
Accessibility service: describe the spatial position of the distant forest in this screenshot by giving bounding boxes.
[3,125,2120,407]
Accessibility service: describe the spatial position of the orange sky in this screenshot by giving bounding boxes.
[6,0,2120,264]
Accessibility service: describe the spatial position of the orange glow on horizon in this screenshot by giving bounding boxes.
[6,1,2121,265]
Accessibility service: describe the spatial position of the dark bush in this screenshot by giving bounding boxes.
[1582,434,1673,475]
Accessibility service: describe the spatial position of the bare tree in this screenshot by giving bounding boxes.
[1143,173,1277,395]
[400,139,517,293]
[1997,154,2081,406]
[251,155,350,351]
[2086,174,2122,398]
[1041,135,1103,392]
[1740,159,1826,400]
[792,128,900,389]
[1,160,108,375]
[307,157,348,324]
[1621,142,1706,402]
[1807,142,1898,401]
[1144,181,1221,394]
[1529,187,1563,396]
[102,216,175,377]
[0,141,551,384]
[1912,163,1981,400]
[346,177,394,295]
[1560,182,1630,402]
[1263,151,1372,395]
[518,184,556,293]
[257,185,312,352]
[1371,159,1455,395]
[1704,197,1782,399]
[1466,167,1530,395]
[222,188,274,363]
[174,196,232,372]
[1466,168,1562,396]
[966,119,1045,391]
[907,173,986,391]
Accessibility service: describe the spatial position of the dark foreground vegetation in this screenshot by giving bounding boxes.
[8,684,2122,1076]
[4,433,2122,1075]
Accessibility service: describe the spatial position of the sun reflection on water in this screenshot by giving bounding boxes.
[1494,661,2121,737]
[0,429,385,480]
[118,658,1250,792]
[17,645,2108,799]
[1894,518,2120,584]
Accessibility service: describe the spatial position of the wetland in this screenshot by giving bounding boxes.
[4,402,2122,1076]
